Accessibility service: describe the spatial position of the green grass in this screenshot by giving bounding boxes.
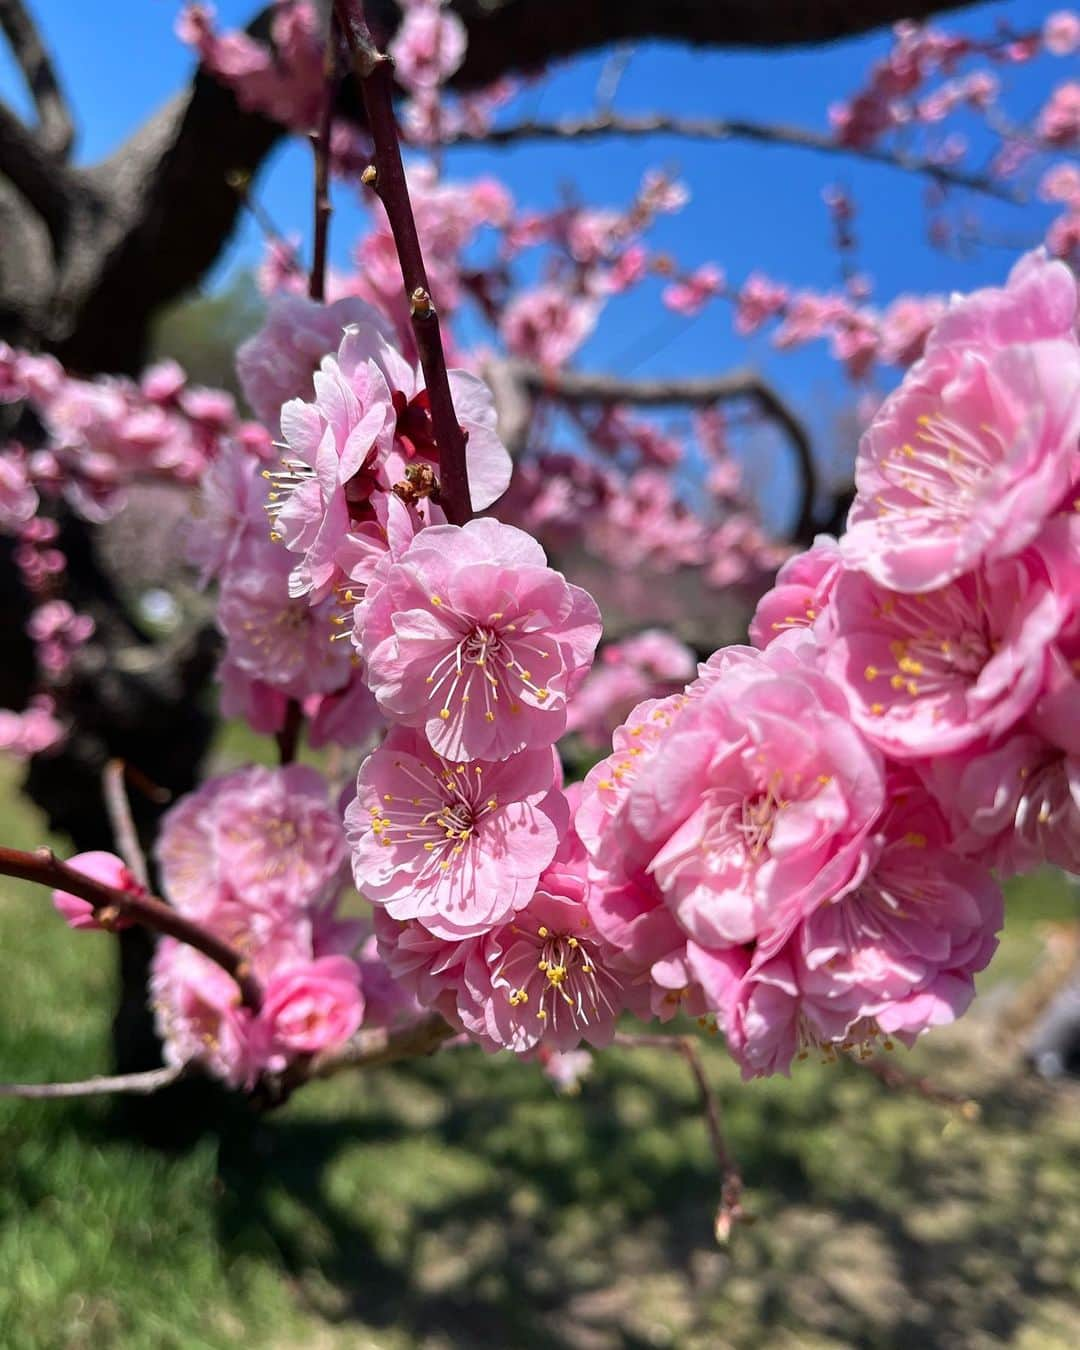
[1,749,1079,1349]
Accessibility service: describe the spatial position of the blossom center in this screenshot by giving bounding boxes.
[879,411,1001,524]
[368,757,500,877]
[504,919,616,1031]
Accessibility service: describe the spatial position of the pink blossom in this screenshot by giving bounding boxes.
[538,1047,594,1094]
[256,956,364,1062]
[156,765,346,923]
[724,785,1002,1078]
[662,264,724,317]
[236,294,396,429]
[1044,11,1080,56]
[458,865,628,1053]
[372,907,476,1027]
[152,939,259,1088]
[389,1,467,92]
[360,517,601,760]
[501,286,599,368]
[922,733,1080,877]
[842,254,1080,592]
[643,642,885,950]
[188,440,275,588]
[345,726,567,939]
[1038,81,1080,147]
[141,359,186,405]
[51,850,141,932]
[749,535,842,648]
[825,553,1068,760]
[270,326,511,600]
[0,449,38,531]
[876,294,946,367]
[0,695,65,758]
[733,273,788,335]
[217,542,353,700]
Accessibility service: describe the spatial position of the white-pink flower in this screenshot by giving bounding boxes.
[346,726,568,940]
[360,518,602,761]
[156,765,347,923]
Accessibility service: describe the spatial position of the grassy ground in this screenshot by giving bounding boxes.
[1,749,1079,1350]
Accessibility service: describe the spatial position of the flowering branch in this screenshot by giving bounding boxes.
[334,0,472,525]
[615,1032,748,1241]
[0,845,263,1012]
[439,111,1024,204]
[0,1064,183,1099]
[486,358,818,543]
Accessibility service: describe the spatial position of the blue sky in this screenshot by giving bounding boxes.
[0,0,1069,518]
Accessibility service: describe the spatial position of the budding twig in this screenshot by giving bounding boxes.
[437,112,1025,205]
[334,0,472,525]
[0,845,263,1012]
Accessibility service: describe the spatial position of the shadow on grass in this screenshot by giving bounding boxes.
[203,1038,1080,1350]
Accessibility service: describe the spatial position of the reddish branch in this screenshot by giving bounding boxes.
[0,845,263,1011]
[335,0,472,525]
[440,111,1024,204]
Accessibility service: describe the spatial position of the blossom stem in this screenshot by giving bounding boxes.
[334,0,472,525]
[0,845,263,1011]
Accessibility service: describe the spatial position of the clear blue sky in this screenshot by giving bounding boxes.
[0,0,1068,515]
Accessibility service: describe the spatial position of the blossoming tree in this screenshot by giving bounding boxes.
[1,0,1079,1235]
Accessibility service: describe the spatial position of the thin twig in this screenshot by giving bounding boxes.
[254,1011,456,1108]
[335,0,472,525]
[856,1053,980,1117]
[615,1031,749,1242]
[437,112,1024,205]
[0,845,263,1011]
[0,1064,183,1099]
[102,759,149,889]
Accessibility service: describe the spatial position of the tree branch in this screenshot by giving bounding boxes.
[0,0,74,156]
[0,97,72,241]
[0,845,264,1011]
[0,1064,183,1099]
[488,358,818,543]
[336,0,471,524]
[439,112,1023,204]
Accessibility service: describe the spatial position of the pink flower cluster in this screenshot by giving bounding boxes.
[567,249,1080,1077]
[0,345,268,522]
[565,629,698,747]
[150,765,388,1087]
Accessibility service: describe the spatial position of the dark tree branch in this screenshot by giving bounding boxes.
[440,111,1023,204]
[0,98,72,241]
[0,0,74,156]
[337,0,472,524]
[487,358,818,544]
[0,844,264,1011]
